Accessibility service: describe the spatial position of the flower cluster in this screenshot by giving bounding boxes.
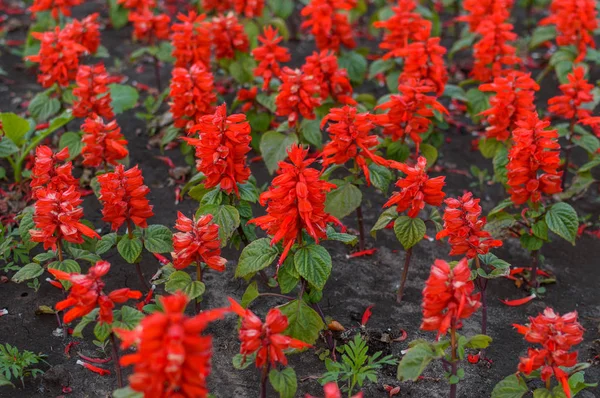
[202,0,232,13]
[233,0,265,18]
[384,156,446,218]
[479,71,539,141]
[97,164,154,230]
[507,113,562,205]
[49,261,141,324]
[229,298,311,368]
[548,67,596,123]
[236,87,258,112]
[118,0,156,13]
[302,51,355,105]
[249,145,340,263]
[321,106,387,185]
[397,38,448,95]
[129,10,170,44]
[210,13,249,60]
[169,62,217,129]
[183,104,252,195]
[67,13,101,54]
[30,0,82,20]
[459,0,513,32]
[300,0,356,52]
[30,146,77,193]
[172,212,227,272]
[540,0,598,62]
[171,11,211,68]
[514,308,584,398]
[115,292,230,397]
[72,63,114,120]
[252,26,290,90]
[81,115,129,168]
[436,192,503,258]
[275,67,322,127]
[421,258,481,336]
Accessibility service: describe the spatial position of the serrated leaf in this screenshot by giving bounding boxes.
[299,118,322,148]
[109,84,139,114]
[520,233,544,251]
[115,306,144,330]
[237,182,259,203]
[58,132,83,160]
[278,258,300,294]
[19,207,36,244]
[479,138,504,159]
[371,207,397,237]
[144,225,173,253]
[294,245,332,291]
[197,205,240,246]
[117,235,143,263]
[338,51,367,85]
[235,238,279,278]
[11,263,43,283]
[96,233,117,255]
[0,113,30,146]
[165,271,205,300]
[529,25,557,49]
[397,343,435,381]
[420,143,438,167]
[241,281,259,308]
[545,203,578,244]
[232,352,257,370]
[260,131,298,174]
[107,0,129,29]
[94,321,111,342]
[0,138,19,158]
[278,299,324,345]
[28,92,60,122]
[326,225,357,245]
[325,183,362,219]
[393,216,425,249]
[466,334,492,349]
[368,163,393,193]
[112,387,143,398]
[72,309,99,337]
[491,374,529,398]
[269,368,297,398]
[443,84,468,102]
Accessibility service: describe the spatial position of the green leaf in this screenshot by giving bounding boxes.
[269,368,297,398]
[256,93,276,113]
[96,233,117,255]
[443,84,468,102]
[325,183,362,219]
[241,281,259,308]
[278,257,300,294]
[248,111,271,133]
[466,88,489,123]
[165,271,205,300]
[368,58,395,78]
[520,233,544,251]
[11,263,44,283]
[278,299,324,344]
[420,143,438,167]
[232,352,257,370]
[545,203,578,244]
[573,133,600,154]
[393,216,425,249]
[326,225,358,245]
[197,205,240,246]
[112,386,143,398]
[397,343,435,381]
[268,0,294,18]
[19,207,36,244]
[260,131,299,174]
[49,259,80,274]
[532,220,549,241]
[109,84,139,114]
[235,238,279,278]
[299,118,322,148]
[578,156,600,173]
[58,131,83,160]
[107,0,129,29]
[371,207,397,237]
[338,51,367,85]
[294,244,332,291]
[229,53,256,84]
[117,235,143,263]
[144,225,173,253]
[0,138,19,158]
[28,92,60,122]
[466,335,492,349]
[368,163,393,193]
[529,25,557,49]
[479,138,504,159]
[568,371,598,395]
[449,33,476,59]
[532,389,553,398]
[237,182,259,203]
[115,306,144,330]
[72,309,99,337]
[0,113,30,146]
[0,374,14,387]
[94,321,111,342]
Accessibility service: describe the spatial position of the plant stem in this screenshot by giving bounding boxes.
[195,262,203,314]
[109,333,123,388]
[237,224,250,246]
[529,250,539,289]
[397,247,413,303]
[135,262,150,291]
[312,301,335,357]
[356,205,365,251]
[258,293,295,301]
[450,323,458,398]
[127,220,134,240]
[474,257,487,336]
[57,239,64,262]
[153,55,162,93]
[561,119,575,190]
[260,362,270,398]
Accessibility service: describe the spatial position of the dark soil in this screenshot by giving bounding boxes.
[1,1,599,398]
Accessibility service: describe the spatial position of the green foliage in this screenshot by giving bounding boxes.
[278,299,324,345]
[491,374,528,398]
[109,84,139,114]
[397,342,438,381]
[294,244,332,291]
[260,131,299,174]
[269,368,297,398]
[371,207,398,237]
[0,344,46,388]
[165,271,205,300]
[118,235,143,263]
[393,216,426,249]
[235,238,279,278]
[325,182,362,220]
[321,334,396,395]
[197,204,240,246]
[545,203,578,244]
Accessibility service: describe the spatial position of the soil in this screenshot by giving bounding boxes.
[1,1,599,398]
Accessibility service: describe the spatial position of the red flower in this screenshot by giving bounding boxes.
[171,11,211,69]
[72,63,114,120]
[236,87,257,113]
[30,185,100,250]
[302,51,355,105]
[275,67,322,127]
[97,164,154,230]
[27,27,88,88]
[30,146,78,193]
[540,0,597,62]
[421,258,481,337]
[459,0,513,32]
[229,298,312,368]
[233,0,265,17]
[252,26,290,90]
[306,383,363,398]
[374,79,447,150]
[30,0,82,20]
[479,71,539,141]
[507,113,562,205]
[115,292,230,398]
[202,0,233,14]
[183,104,252,195]
[397,38,448,96]
[301,0,356,52]
[321,106,387,185]
[211,13,249,60]
[548,67,595,122]
[373,0,431,59]
[172,212,227,272]
[169,62,217,130]
[129,10,171,44]
[514,308,584,398]
[436,192,503,258]
[118,0,156,12]
[384,156,446,218]
[249,145,340,264]
[81,115,129,168]
[49,260,141,324]
[64,13,101,54]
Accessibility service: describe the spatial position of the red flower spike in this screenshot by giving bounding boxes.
[233,0,265,18]
[115,292,230,397]
[548,67,596,123]
[373,0,431,59]
[459,0,513,33]
[384,157,446,218]
[275,67,322,127]
[236,87,258,112]
[129,10,170,44]
[248,145,340,264]
[30,146,78,193]
[211,13,249,61]
[436,192,503,258]
[97,164,154,230]
[479,71,539,142]
[30,0,82,20]
[300,0,357,52]
[72,63,114,120]
[302,51,355,105]
[507,113,562,205]
[306,383,363,398]
[65,13,101,55]
[172,212,227,272]
[171,11,211,69]
[397,38,448,95]
[169,62,217,130]
[118,0,156,13]
[30,186,100,250]
[421,258,481,337]
[514,308,584,398]
[228,298,312,368]
[183,104,252,195]
[81,115,128,168]
[252,26,290,90]
[540,0,597,62]
[321,106,386,185]
[202,0,233,14]
[49,261,141,324]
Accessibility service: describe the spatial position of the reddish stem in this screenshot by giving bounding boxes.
[397,248,413,303]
